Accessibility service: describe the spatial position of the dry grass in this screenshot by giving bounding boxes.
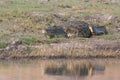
[1,39,119,60]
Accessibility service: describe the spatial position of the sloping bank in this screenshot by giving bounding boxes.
[0,39,120,60]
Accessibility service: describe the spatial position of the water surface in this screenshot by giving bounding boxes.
[0,59,120,80]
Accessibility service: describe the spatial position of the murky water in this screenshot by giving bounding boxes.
[0,59,120,80]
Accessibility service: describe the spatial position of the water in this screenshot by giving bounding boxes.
[0,59,120,80]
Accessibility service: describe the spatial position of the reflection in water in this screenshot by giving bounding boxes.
[45,63,105,77]
[0,60,120,80]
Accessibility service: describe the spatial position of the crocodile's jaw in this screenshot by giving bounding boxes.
[89,26,94,33]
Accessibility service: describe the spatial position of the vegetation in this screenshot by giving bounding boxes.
[0,0,120,59]
[0,42,8,48]
[20,36,37,45]
[0,0,120,40]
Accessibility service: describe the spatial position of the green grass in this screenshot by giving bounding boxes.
[0,0,120,45]
[20,36,37,45]
[43,38,61,44]
[0,42,8,48]
[98,34,120,40]
[44,39,55,44]
[0,0,119,18]
[0,0,120,60]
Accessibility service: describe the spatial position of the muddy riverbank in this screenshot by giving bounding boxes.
[0,39,119,60]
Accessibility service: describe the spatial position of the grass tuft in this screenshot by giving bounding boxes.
[20,36,37,45]
[0,42,8,48]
